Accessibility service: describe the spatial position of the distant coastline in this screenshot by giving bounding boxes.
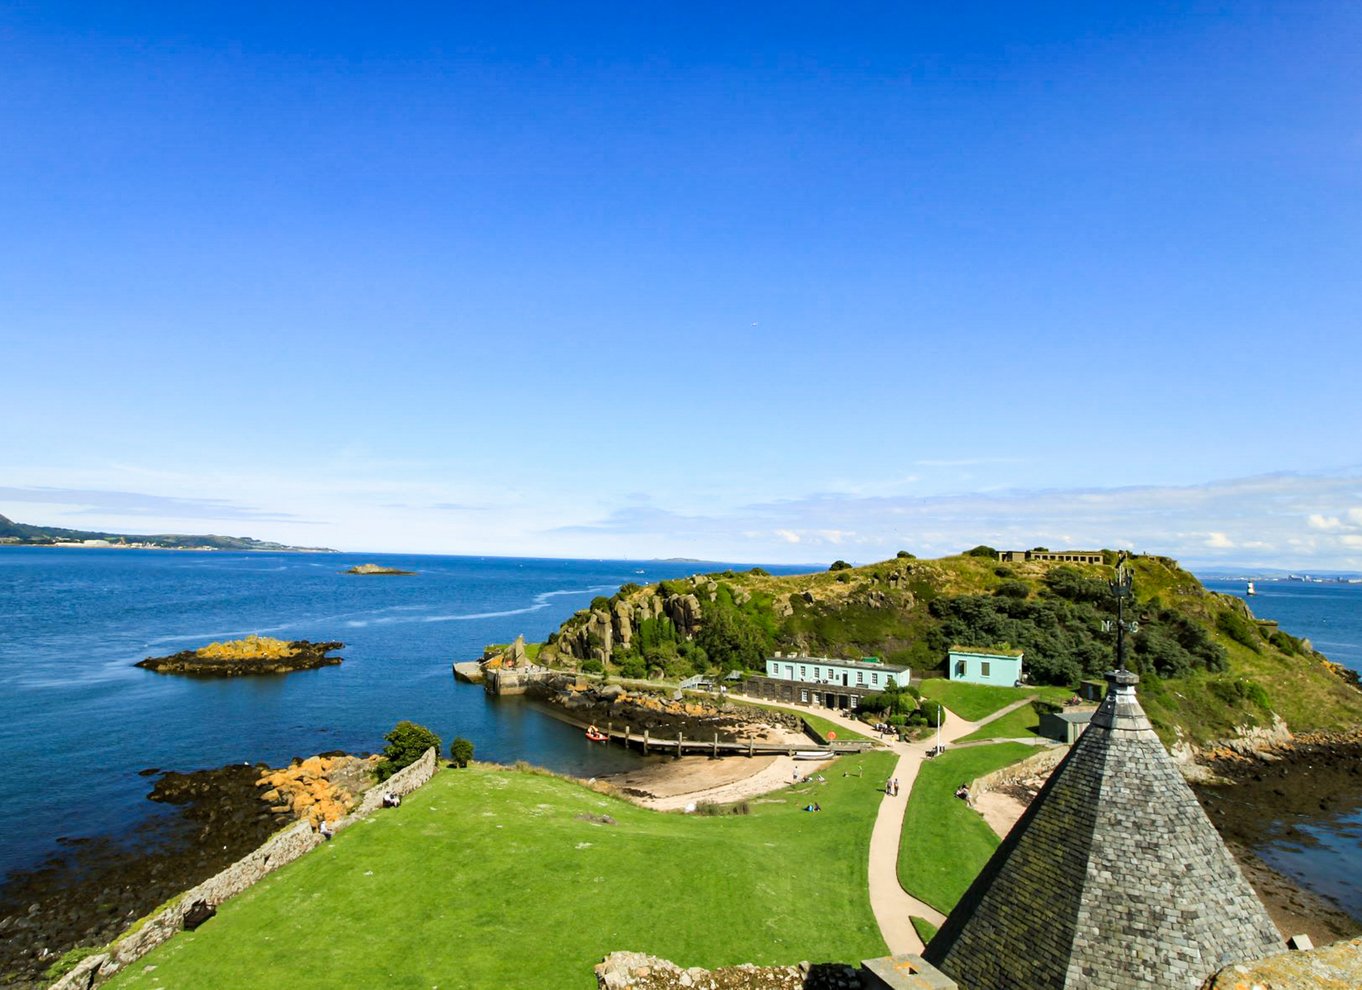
[0,512,336,553]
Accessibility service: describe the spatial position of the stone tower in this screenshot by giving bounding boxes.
[923,669,1282,989]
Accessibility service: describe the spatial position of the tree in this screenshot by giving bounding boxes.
[377,720,442,781]
[696,602,771,671]
[448,737,475,768]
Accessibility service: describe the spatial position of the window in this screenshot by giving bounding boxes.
[956,660,965,676]
[857,670,864,685]
[813,667,820,679]
[785,665,794,680]
[800,665,807,679]
[871,672,879,685]
[981,661,991,677]
[800,689,808,703]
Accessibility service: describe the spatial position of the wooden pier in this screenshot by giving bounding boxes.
[581,720,873,758]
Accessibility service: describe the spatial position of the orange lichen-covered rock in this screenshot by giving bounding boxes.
[255,753,373,825]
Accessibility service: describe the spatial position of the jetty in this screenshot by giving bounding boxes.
[557,715,873,758]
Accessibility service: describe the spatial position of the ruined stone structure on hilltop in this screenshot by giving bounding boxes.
[923,669,1283,989]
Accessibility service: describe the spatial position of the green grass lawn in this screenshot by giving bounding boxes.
[107,755,896,990]
[897,743,1033,914]
[954,702,1042,742]
[798,710,873,743]
[909,916,938,945]
[918,680,1072,722]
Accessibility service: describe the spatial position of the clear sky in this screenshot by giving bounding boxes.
[3,2,1360,568]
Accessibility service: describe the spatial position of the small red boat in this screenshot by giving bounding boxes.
[585,726,608,743]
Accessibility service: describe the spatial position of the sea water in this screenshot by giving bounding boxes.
[0,548,804,885]
[1204,578,1362,919]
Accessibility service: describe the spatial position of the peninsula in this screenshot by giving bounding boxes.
[135,636,344,677]
[0,513,335,552]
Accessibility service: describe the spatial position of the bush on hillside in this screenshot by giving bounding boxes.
[965,545,998,558]
[1216,609,1262,652]
[829,560,853,571]
[377,721,442,781]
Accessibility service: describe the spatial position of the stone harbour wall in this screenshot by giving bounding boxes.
[49,748,439,990]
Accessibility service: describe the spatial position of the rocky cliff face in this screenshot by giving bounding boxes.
[549,589,705,664]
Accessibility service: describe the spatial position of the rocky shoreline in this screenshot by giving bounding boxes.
[1191,732,1362,946]
[530,678,809,745]
[135,640,343,677]
[0,752,376,989]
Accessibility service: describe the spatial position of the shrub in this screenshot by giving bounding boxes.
[994,580,1029,599]
[580,658,604,674]
[1216,610,1262,652]
[618,582,642,596]
[919,700,945,726]
[897,550,916,559]
[887,714,908,727]
[748,567,771,576]
[377,721,442,781]
[965,545,998,558]
[1208,678,1272,711]
[829,560,853,571]
[448,737,475,767]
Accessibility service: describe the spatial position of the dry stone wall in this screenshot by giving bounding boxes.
[49,748,438,990]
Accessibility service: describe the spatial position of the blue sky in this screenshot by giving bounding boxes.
[3,3,1360,567]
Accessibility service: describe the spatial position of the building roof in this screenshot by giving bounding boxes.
[924,669,1282,990]
[949,645,1025,659]
[769,655,910,674]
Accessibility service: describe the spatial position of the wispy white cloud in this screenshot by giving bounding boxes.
[0,487,305,523]
[539,469,1362,568]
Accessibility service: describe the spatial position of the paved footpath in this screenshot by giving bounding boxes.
[731,693,1041,955]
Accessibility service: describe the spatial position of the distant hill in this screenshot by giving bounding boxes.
[0,513,336,553]
[536,550,1362,746]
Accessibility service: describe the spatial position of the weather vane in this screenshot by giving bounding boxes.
[1103,553,1138,671]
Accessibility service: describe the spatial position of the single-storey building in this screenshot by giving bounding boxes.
[997,549,1104,565]
[1039,708,1095,744]
[745,654,910,711]
[948,646,1024,687]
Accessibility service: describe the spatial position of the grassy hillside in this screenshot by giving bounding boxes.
[538,551,1362,746]
[106,757,893,989]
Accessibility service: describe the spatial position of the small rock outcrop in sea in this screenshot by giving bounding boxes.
[135,638,344,677]
[344,563,416,575]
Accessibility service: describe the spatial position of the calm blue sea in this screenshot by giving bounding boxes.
[1203,578,1362,919]
[0,548,805,885]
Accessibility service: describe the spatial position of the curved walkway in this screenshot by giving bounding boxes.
[731,693,1040,954]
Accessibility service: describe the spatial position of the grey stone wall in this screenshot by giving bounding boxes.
[49,748,438,990]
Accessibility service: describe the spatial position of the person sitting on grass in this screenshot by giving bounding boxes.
[955,784,970,802]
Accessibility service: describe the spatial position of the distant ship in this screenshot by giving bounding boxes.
[1246,581,1257,596]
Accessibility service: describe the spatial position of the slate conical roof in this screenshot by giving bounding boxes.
[923,669,1282,990]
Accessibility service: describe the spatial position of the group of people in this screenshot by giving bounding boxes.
[803,802,822,812]
[382,791,402,808]
[955,783,972,802]
[884,777,900,796]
